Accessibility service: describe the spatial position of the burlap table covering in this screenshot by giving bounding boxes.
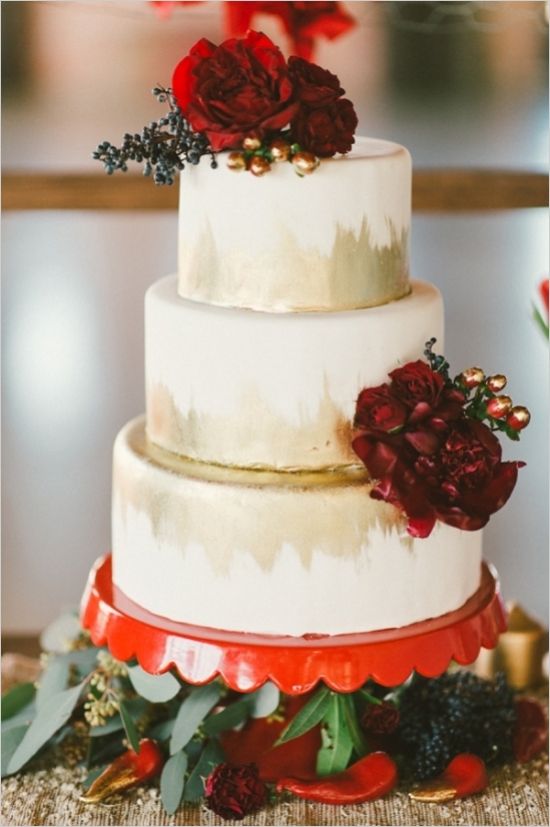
[1,656,548,827]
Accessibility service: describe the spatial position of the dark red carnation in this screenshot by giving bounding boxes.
[362,701,400,736]
[205,763,267,820]
[354,384,408,434]
[291,97,357,156]
[172,31,298,152]
[288,56,344,106]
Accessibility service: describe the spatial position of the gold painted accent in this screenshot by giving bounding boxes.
[472,602,548,690]
[147,380,359,471]
[178,219,409,313]
[80,766,140,803]
[409,782,457,803]
[114,419,407,576]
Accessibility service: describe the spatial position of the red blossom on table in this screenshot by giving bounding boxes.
[353,352,525,538]
[172,31,297,152]
[204,763,267,820]
[225,2,356,60]
[362,701,400,736]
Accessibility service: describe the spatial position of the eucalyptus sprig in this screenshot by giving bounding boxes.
[93,86,217,185]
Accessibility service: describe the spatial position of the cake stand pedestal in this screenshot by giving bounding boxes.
[81,555,506,694]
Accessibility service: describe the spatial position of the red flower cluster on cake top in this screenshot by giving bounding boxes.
[352,339,530,538]
[172,30,358,175]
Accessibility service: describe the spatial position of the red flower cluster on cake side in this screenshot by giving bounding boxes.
[352,354,527,538]
[172,30,357,155]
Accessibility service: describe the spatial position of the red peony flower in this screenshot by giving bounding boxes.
[362,701,400,736]
[291,96,357,156]
[205,763,267,819]
[354,384,408,434]
[172,31,298,151]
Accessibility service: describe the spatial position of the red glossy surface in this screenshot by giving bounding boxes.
[80,555,506,694]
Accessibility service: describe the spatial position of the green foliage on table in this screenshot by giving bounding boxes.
[160,749,188,814]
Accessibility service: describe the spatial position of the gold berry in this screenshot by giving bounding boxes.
[292,151,320,176]
[269,139,291,162]
[486,374,507,393]
[226,152,247,171]
[461,367,485,389]
[243,135,262,152]
[249,156,271,177]
[506,405,531,430]
[486,395,513,419]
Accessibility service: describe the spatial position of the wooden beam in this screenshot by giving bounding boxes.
[2,169,548,212]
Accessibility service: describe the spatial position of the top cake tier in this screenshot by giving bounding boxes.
[177,137,411,313]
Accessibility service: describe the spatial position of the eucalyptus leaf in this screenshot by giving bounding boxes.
[57,647,100,679]
[160,749,188,815]
[40,612,81,653]
[1,683,35,721]
[7,679,87,775]
[1,724,29,777]
[89,714,124,737]
[275,685,331,745]
[316,694,353,777]
[128,665,181,704]
[1,701,35,732]
[36,657,70,710]
[119,701,140,752]
[249,682,280,719]
[170,683,221,755]
[184,740,225,802]
[202,697,251,736]
[148,717,176,742]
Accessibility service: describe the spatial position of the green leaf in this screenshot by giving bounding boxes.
[7,679,87,775]
[275,685,331,745]
[160,749,188,815]
[128,665,181,704]
[57,647,101,680]
[40,612,81,653]
[89,714,124,737]
[341,694,368,757]
[202,697,251,736]
[36,657,70,710]
[316,694,353,777]
[1,701,35,732]
[119,700,140,753]
[249,682,280,719]
[1,683,35,721]
[148,717,176,742]
[184,740,225,802]
[1,724,29,777]
[170,683,221,755]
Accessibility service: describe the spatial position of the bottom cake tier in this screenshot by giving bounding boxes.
[112,417,483,637]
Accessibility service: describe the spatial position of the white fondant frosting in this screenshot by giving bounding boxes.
[177,137,411,312]
[146,276,443,469]
[112,419,483,637]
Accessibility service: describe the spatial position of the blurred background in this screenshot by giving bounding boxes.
[2,1,549,635]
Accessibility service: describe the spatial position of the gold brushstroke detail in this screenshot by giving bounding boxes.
[114,418,409,576]
[178,219,409,313]
[147,380,358,471]
[409,782,457,803]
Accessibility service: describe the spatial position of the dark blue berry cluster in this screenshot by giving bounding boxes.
[397,671,516,780]
[93,87,217,185]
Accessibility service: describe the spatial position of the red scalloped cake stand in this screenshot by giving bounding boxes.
[80,555,506,695]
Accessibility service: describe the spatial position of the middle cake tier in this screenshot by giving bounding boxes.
[146,276,443,470]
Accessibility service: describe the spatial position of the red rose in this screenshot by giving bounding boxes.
[205,763,267,819]
[291,97,357,157]
[172,31,298,151]
[389,360,445,411]
[288,56,344,106]
[354,384,408,434]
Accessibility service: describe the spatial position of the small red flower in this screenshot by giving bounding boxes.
[362,701,400,736]
[513,698,548,763]
[354,384,407,434]
[288,56,344,106]
[291,97,358,157]
[389,360,445,411]
[172,31,297,152]
[205,763,267,820]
